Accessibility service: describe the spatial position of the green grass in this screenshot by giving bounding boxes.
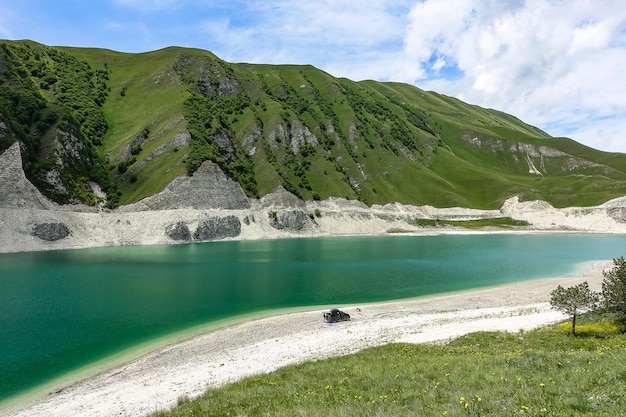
[118,148,187,204]
[150,316,626,417]
[5,40,626,209]
[414,217,530,229]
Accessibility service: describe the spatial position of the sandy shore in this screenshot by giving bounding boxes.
[3,259,610,417]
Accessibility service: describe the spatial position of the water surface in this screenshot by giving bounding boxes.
[1,233,624,402]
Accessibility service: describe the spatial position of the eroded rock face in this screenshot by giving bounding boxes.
[213,131,235,162]
[121,160,250,211]
[193,215,241,241]
[260,186,305,209]
[32,223,70,241]
[460,132,605,175]
[165,222,192,241]
[41,127,94,203]
[0,142,51,209]
[269,210,308,230]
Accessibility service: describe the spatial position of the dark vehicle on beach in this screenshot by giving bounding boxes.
[323,308,350,323]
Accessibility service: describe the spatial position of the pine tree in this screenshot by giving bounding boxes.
[601,256,626,331]
[550,281,598,336]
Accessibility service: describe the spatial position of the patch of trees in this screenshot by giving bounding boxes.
[261,141,302,199]
[5,43,110,145]
[0,44,47,154]
[0,42,119,207]
[274,76,310,116]
[284,149,312,193]
[340,82,433,155]
[0,86,45,155]
[183,92,257,197]
[385,94,438,138]
[175,54,242,100]
[43,48,109,145]
[550,257,626,335]
[296,73,347,152]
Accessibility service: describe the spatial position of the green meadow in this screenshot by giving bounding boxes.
[2,40,626,208]
[152,317,626,417]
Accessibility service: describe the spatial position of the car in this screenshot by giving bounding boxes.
[323,308,350,323]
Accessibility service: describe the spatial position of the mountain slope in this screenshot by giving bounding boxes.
[1,40,625,209]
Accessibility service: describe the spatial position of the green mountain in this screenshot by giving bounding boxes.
[1,39,625,209]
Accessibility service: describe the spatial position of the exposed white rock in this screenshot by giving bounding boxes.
[1,143,626,254]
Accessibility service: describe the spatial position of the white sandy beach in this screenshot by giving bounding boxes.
[4,260,610,417]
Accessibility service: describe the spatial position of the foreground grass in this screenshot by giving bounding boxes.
[151,318,625,417]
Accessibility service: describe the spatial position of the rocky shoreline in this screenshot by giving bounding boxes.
[2,141,626,254]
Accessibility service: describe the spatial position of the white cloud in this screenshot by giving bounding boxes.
[200,1,411,66]
[568,116,626,153]
[398,0,626,152]
[250,0,406,45]
[568,16,624,56]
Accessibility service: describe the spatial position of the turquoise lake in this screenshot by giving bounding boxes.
[1,233,626,403]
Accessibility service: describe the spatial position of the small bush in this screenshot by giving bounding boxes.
[131,143,142,155]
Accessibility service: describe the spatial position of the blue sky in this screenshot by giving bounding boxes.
[1,0,625,153]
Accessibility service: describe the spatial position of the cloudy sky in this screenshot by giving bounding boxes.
[1,0,625,153]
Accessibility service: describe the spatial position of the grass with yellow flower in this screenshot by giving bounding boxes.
[151,315,626,417]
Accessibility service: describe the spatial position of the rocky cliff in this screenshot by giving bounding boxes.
[119,160,251,211]
[0,142,53,209]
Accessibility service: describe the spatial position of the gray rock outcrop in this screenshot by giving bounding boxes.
[213,131,235,161]
[460,132,610,176]
[0,142,53,209]
[260,186,306,209]
[120,160,251,211]
[193,215,241,241]
[269,210,308,230]
[165,222,192,241]
[32,222,71,241]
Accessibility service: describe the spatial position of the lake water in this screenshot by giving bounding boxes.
[1,233,625,403]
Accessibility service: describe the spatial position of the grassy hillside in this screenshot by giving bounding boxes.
[0,41,118,205]
[2,40,626,208]
[150,319,626,417]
